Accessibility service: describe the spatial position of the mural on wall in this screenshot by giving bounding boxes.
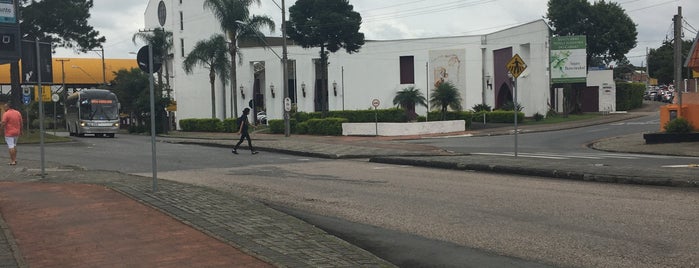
[429,49,465,91]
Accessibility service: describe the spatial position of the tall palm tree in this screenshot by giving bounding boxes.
[393,86,427,121]
[204,0,275,118]
[182,34,231,118]
[430,81,463,120]
[132,28,174,95]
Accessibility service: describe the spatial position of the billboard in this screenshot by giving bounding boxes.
[550,36,587,83]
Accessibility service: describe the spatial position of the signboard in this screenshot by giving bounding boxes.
[372,99,380,108]
[284,97,291,112]
[33,85,51,102]
[21,40,53,84]
[136,45,162,73]
[0,0,16,24]
[506,54,527,78]
[550,36,587,84]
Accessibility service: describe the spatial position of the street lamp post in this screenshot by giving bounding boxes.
[90,46,107,86]
[282,0,290,137]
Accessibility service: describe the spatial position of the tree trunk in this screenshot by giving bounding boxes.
[229,36,239,118]
[210,70,216,118]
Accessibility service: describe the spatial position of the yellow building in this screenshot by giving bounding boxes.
[0,58,138,85]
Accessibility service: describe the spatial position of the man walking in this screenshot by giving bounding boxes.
[232,108,258,155]
[1,103,22,165]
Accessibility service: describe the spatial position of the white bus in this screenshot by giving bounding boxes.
[65,89,120,137]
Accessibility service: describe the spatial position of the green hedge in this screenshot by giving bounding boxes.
[294,108,407,123]
[305,117,347,135]
[487,110,525,123]
[179,118,223,132]
[268,119,297,134]
[616,82,645,111]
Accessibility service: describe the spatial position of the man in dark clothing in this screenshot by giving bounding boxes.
[232,108,258,155]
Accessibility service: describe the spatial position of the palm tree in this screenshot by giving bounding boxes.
[182,34,231,118]
[204,0,275,118]
[132,28,174,95]
[430,81,463,120]
[393,86,427,121]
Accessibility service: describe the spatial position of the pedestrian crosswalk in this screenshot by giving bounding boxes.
[472,152,678,160]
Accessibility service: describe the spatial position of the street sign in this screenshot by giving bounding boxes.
[136,45,162,73]
[51,93,59,103]
[372,99,380,108]
[506,54,527,79]
[22,95,29,105]
[284,97,291,112]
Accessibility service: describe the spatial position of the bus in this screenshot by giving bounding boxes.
[65,89,120,138]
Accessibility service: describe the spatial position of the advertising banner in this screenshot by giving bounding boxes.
[0,0,15,24]
[550,36,587,84]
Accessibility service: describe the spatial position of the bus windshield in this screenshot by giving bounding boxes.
[80,99,119,120]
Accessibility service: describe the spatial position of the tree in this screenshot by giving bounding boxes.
[110,68,149,125]
[9,0,105,106]
[287,0,365,114]
[546,0,637,66]
[132,28,174,95]
[182,34,231,118]
[648,39,693,85]
[429,81,463,120]
[109,68,169,133]
[204,0,275,118]
[393,86,427,121]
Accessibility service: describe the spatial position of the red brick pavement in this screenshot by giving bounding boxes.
[0,182,273,268]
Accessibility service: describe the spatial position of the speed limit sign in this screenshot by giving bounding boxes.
[371,99,380,108]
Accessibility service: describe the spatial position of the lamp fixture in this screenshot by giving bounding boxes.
[240,85,245,99]
[332,80,338,96]
[485,75,492,90]
[301,82,306,97]
[270,84,276,98]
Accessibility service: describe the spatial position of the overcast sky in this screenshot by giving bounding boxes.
[57,0,698,67]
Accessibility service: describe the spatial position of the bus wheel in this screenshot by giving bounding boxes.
[107,133,115,138]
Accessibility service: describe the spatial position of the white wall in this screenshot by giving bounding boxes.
[144,1,552,128]
[587,70,616,112]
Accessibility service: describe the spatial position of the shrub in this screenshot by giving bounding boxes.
[472,103,492,112]
[222,118,239,133]
[305,117,347,135]
[179,118,222,132]
[664,118,694,133]
[268,119,297,134]
[489,110,524,123]
[501,101,523,111]
[616,82,645,111]
[532,112,544,121]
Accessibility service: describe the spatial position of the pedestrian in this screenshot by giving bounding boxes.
[1,103,23,165]
[232,107,258,155]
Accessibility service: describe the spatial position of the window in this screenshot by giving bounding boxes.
[180,38,185,57]
[179,12,184,30]
[399,56,415,84]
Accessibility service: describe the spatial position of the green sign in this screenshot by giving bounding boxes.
[550,36,587,84]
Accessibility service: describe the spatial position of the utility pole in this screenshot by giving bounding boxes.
[282,0,290,137]
[674,6,683,115]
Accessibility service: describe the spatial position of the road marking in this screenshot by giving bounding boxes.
[662,164,699,168]
[473,152,683,160]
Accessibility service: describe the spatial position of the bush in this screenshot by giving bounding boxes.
[616,82,644,111]
[179,118,222,132]
[222,118,239,133]
[305,117,347,135]
[268,119,297,134]
[532,112,544,121]
[664,118,694,133]
[472,103,492,112]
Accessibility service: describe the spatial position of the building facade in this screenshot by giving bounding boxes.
[145,0,552,128]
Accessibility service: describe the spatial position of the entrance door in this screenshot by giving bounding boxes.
[313,59,327,112]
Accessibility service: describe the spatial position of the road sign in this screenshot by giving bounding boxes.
[372,99,380,108]
[51,93,59,103]
[136,45,162,74]
[506,54,527,78]
[284,97,291,112]
[22,95,29,105]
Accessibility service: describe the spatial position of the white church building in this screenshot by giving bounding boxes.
[144,0,553,128]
